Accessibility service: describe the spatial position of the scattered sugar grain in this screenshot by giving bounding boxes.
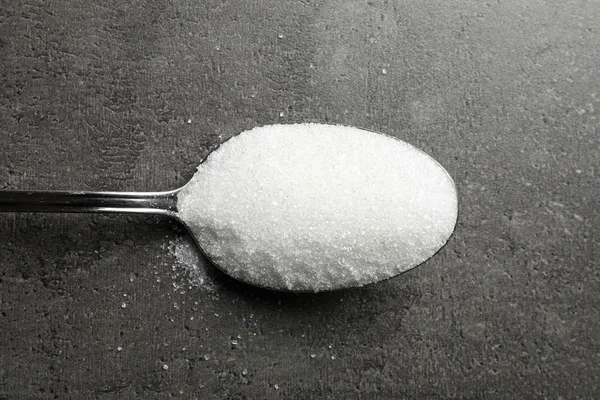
[178,124,458,292]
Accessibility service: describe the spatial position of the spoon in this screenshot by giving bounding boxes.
[0,123,458,292]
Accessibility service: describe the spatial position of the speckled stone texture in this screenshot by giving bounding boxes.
[1,1,599,399]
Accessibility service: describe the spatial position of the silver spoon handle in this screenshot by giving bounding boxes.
[0,189,179,216]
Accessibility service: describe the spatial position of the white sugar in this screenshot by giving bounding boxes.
[168,237,217,293]
[177,124,458,292]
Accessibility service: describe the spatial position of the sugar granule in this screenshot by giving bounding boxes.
[177,124,458,292]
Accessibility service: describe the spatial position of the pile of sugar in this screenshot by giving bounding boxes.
[177,124,458,292]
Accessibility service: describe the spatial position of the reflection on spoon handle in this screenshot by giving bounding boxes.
[0,189,180,216]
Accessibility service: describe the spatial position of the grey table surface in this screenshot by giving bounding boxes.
[1,1,599,399]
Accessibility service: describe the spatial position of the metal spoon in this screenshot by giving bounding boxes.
[0,124,458,292]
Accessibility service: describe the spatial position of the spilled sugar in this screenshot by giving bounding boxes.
[177,124,458,292]
[168,237,217,293]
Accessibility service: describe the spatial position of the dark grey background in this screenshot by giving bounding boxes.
[1,0,599,398]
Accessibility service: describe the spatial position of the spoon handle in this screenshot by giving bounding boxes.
[0,189,179,216]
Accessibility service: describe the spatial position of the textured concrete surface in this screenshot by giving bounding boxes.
[1,0,599,398]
